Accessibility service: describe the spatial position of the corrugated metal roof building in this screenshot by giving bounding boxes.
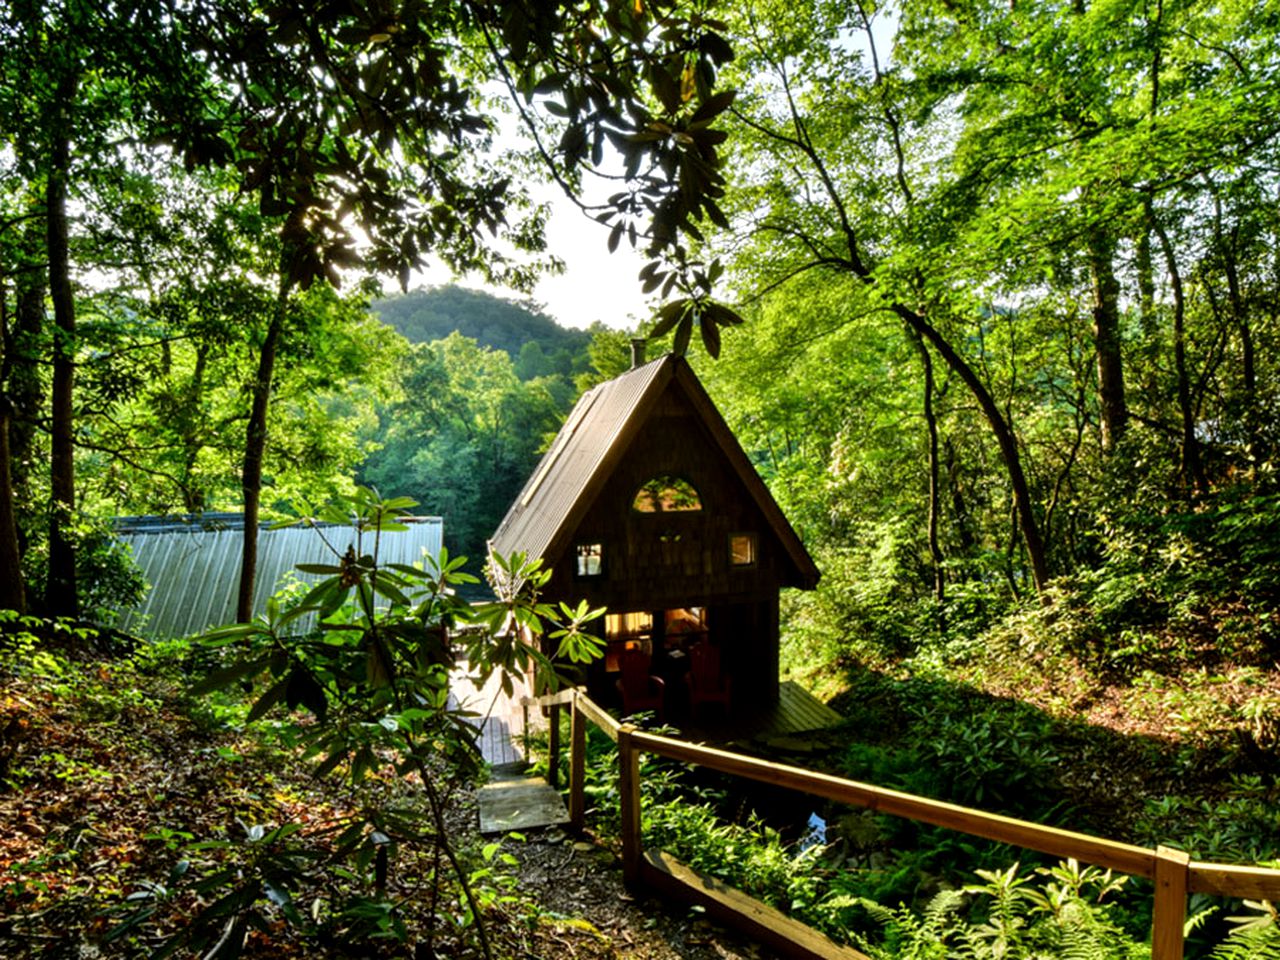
[115,513,444,639]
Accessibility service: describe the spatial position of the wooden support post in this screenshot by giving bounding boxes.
[547,702,561,788]
[569,695,587,831]
[617,723,642,887]
[1152,845,1190,960]
[521,698,530,760]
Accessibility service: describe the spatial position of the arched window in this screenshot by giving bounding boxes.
[632,475,702,513]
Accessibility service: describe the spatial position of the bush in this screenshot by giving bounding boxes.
[21,517,147,627]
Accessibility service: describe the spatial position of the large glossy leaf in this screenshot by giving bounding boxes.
[192,655,272,695]
[246,675,291,723]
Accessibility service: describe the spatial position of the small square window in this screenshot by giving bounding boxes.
[576,542,604,577]
[729,533,757,567]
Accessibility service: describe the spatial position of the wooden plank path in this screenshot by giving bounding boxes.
[447,659,536,767]
[448,660,570,834]
[477,766,569,834]
[756,680,843,736]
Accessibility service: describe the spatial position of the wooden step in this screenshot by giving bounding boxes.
[477,769,569,834]
[638,849,871,960]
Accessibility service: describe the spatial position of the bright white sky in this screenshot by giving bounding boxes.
[528,194,653,330]
[410,157,653,332]
[410,10,898,333]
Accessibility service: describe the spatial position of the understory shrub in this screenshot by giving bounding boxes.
[989,491,1280,675]
[852,859,1146,960]
[1134,776,1280,864]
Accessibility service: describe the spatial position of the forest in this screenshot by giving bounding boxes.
[3,0,1280,957]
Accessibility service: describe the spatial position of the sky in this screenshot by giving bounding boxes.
[527,194,653,331]
[409,10,899,333]
[410,151,653,332]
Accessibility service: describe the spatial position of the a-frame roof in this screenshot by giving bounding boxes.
[490,353,819,589]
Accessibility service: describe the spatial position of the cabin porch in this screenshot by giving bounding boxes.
[450,660,841,770]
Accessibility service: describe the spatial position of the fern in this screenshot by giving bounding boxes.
[850,861,1148,960]
[1209,925,1280,960]
[1211,900,1280,960]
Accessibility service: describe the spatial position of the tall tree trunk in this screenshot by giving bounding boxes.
[11,237,45,509]
[181,345,209,513]
[236,276,291,623]
[945,437,976,553]
[0,288,26,614]
[1149,214,1205,495]
[893,304,1050,595]
[1218,227,1255,406]
[1087,227,1128,452]
[0,400,23,613]
[46,75,79,618]
[906,325,945,604]
[1135,226,1157,337]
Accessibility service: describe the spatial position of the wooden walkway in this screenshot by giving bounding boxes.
[756,680,843,736]
[477,767,569,834]
[448,664,841,766]
[683,680,844,745]
[447,660,536,767]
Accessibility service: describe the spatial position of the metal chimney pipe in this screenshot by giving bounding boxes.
[630,337,646,369]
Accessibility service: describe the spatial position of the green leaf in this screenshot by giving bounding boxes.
[370,572,412,606]
[192,655,272,695]
[689,89,736,124]
[200,622,265,645]
[649,298,688,338]
[296,563,342,575]
[247,675,291,723]
[672,315,693,357]
[700,311,722,358]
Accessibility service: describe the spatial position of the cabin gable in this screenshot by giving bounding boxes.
[489,353,818,717]
[544,386,794,611]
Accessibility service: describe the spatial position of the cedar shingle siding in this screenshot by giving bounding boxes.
[489,355,818,714]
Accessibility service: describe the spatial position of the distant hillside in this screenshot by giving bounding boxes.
[373,286,591,358]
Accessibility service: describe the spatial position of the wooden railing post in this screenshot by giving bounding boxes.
[569,693,587,831]
[617,723,642,887]
[1152,845,1190,960]
[547,702,561,788]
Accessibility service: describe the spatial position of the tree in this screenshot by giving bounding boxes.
[1,0,741,619]
[172,0,740,619]
[690,0,1049,592]
[699,0,1280,601]
[360,334,564,569]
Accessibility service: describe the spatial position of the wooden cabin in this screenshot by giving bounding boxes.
[489,352,819,722]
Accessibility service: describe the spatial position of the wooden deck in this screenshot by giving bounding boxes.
[449,664,842,767]
[754,680,844,736]
[682,680,844,745]
[448,660,538,767]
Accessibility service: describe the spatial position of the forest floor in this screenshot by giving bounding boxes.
[5,633,1276,958]
[800,639,1280,853]
[0,644,777,959]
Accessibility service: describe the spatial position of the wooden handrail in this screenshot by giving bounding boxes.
[573,689,621,742]
[556,690,1280,960]
[519,687,578,708]
[1189,860,1280,898]
[630,729,1159,879]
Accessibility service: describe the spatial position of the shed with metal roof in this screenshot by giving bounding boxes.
[115,513,444,639]
[490,353,819,720]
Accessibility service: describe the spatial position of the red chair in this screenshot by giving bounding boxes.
[616,648,665,720]
[686,642,732,720]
